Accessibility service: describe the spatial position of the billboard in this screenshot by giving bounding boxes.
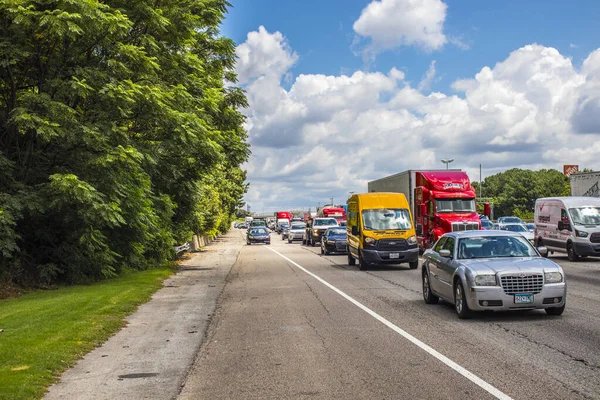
[563,165,579,176]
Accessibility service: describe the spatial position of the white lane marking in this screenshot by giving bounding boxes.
[266,246,512,400]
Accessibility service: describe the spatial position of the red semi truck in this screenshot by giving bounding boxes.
[368,170,482,251]
[317,206,346,222]
[274,211,293,223]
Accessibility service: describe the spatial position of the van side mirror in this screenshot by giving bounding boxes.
[306,222,310,228]
[416,225,422,235]
[420,204,427,218]
[439,249,452,258]
[352,226,359,236]
[558,221,571,231]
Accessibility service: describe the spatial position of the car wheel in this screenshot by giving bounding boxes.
[288,239,292,244]
[567,242,580,262]
[422,268,439,304]
[545,304,565,316]
[454,280,472,319]
[320,246,324,255]
[409,260,419,269]
[311,237,316,247]
[348,248,356,266]
[302,237,306,245]
[247,241,251,245]
[358,251,368,271]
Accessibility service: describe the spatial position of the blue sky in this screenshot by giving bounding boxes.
[223,0,600,212]
[223,0,600,93]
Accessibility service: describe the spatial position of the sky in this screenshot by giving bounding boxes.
[221,0,600,214]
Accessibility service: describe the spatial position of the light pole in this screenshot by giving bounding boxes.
[330,197,334,206]
[441,158,454,170]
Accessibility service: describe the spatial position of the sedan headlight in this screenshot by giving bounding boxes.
[475,274,497,286]
[544,271,563,283]
[407,235,417,245]
[575,229,588,238]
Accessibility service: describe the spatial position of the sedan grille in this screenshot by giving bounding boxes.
[377,239,407,251]
[451,222,480,232]
[335,241,347,251]
[500,274,543,295]
[590,233,600,244]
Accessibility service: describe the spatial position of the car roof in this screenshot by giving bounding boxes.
[445,230,522,238]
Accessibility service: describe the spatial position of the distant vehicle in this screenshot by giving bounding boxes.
[247,227,270,245]
[422,231,566,319]
[238,223,248,229]
[525,223,535,232]
[245,216,253,223]
[287,222,306,243]
[275,220,289,234]
[317,205,346,223]
[535,197,600,261]
[497,216,522,224]
[321,227,347,255]
[249,220,267,230]
[480,219,493,230]
[493,223,534,244]
[233,222,239,228]
[346,192,418,270]
[304,218,338,247]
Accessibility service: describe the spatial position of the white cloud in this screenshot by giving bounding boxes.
[235,27,600,212]
[353,0,448,57]
[418,60,437,91]
[235,26,298,84]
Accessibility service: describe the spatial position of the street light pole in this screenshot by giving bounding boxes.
[441,158,454,170]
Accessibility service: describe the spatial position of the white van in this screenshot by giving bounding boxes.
[534,197,600,261]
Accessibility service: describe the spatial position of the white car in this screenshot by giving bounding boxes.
[493,223,533,244]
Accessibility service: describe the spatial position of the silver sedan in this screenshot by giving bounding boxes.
[422,230,566,319]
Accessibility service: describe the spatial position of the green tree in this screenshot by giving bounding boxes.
[0,0,249,286]
[479,168,569,219]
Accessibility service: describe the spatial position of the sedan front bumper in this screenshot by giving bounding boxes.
[466,283,566,311]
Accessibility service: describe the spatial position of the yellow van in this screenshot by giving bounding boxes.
[347,193,419,270]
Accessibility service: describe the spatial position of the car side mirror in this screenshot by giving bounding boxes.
[439,249,452,258]
[351,226,359,236]
[416,225,422,235]
[537,246,548,257]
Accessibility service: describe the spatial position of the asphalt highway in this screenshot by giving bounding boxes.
[179,230,600,399]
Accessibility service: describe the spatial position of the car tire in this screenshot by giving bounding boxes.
[422,267,439,305]
[545,304,565,316]
[247,241,251,245]
[454,280,472,319]
[311,237,316,247]
[409,260,419,269]
[320,246,324,255]
[348,248,356,266]
[358,252,368,271]
[288,239,292,244]
[567,242,580,262]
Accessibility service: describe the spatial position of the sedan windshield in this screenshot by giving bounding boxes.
[500,224,527,232]
[457,236,538,259]
[314,219,337,226]
[362,209,412,230]
[327,228,346,236]
[570,207,600,226]
[250,228,268,235]
[291,224,305,230]
[436,199,476,213]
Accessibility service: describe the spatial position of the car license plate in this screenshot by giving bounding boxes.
[514,294,533,304]
[389,253,400,259]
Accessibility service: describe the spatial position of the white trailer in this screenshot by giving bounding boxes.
[570,171,600,197]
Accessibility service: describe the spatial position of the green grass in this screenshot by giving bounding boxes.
[0,267,175,400]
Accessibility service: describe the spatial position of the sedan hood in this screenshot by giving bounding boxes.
[462,257,559,274]
[328,234,347,240]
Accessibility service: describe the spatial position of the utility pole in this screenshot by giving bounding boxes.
[479,164,483,198]
[330,197,334,206]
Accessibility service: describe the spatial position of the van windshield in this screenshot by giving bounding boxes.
[362,209,412,231]
[570,207,600,225]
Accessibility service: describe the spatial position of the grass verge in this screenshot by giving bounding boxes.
[0,267,175,400]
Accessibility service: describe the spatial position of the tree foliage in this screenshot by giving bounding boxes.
[474,168,570,220]
[0,0,249,285]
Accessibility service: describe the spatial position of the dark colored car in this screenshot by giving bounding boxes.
[321,227,348,255]
[480,219,493,230]
[247,227,270,245]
